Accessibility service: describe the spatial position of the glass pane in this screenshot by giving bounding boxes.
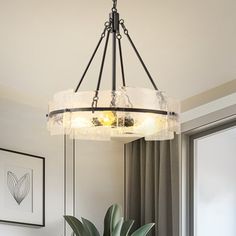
[194,126,236,236]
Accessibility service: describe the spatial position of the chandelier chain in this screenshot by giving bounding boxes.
[91,96,98,111]
[112,0,117,11]
[119,20,128,35]
[116,32,122,40]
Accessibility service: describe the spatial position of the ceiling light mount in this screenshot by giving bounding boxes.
[47,0,180,141]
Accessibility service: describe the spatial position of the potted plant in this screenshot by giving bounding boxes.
[64,204,155,236]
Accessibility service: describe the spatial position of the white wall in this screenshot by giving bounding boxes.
[0,98,124,236]
[74,141,124,233]
[181,92,236,123]
[0,98,64,236]
[194,127,236,236]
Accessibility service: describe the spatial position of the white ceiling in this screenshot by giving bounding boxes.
[0,0,235,109]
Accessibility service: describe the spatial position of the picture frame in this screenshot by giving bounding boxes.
[0,148,45,227]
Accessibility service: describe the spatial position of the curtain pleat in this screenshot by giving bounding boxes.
[124,136,180,236]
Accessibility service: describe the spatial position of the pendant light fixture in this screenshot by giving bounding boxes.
[47,0,180,141]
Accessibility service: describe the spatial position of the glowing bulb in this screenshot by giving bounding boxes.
[98,111,116,126]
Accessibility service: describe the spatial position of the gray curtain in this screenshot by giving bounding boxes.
[124,136,180,236]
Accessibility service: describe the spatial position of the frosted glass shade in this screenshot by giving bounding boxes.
[47,87,180,141]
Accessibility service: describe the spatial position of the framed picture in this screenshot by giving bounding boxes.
[0,148,45,227]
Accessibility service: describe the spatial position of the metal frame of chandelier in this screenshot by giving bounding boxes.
[47,0,180,141]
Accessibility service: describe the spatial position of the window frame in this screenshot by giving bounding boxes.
[181,117,236,236]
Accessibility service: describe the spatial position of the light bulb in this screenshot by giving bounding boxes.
[98,111,116,126]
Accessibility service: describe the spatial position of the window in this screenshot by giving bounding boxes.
[183,120,236,236]
[194,126,236,236]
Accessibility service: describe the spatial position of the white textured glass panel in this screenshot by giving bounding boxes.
[47,87,180,141]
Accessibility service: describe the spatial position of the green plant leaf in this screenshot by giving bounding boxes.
[112,218,124,236]
[131,223,155,236]
[103,204,122,236]
[82,217,100,236]
[121,219,134,236]
[64,215,85,236]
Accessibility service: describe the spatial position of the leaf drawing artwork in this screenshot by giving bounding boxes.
[7,171,30,205]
